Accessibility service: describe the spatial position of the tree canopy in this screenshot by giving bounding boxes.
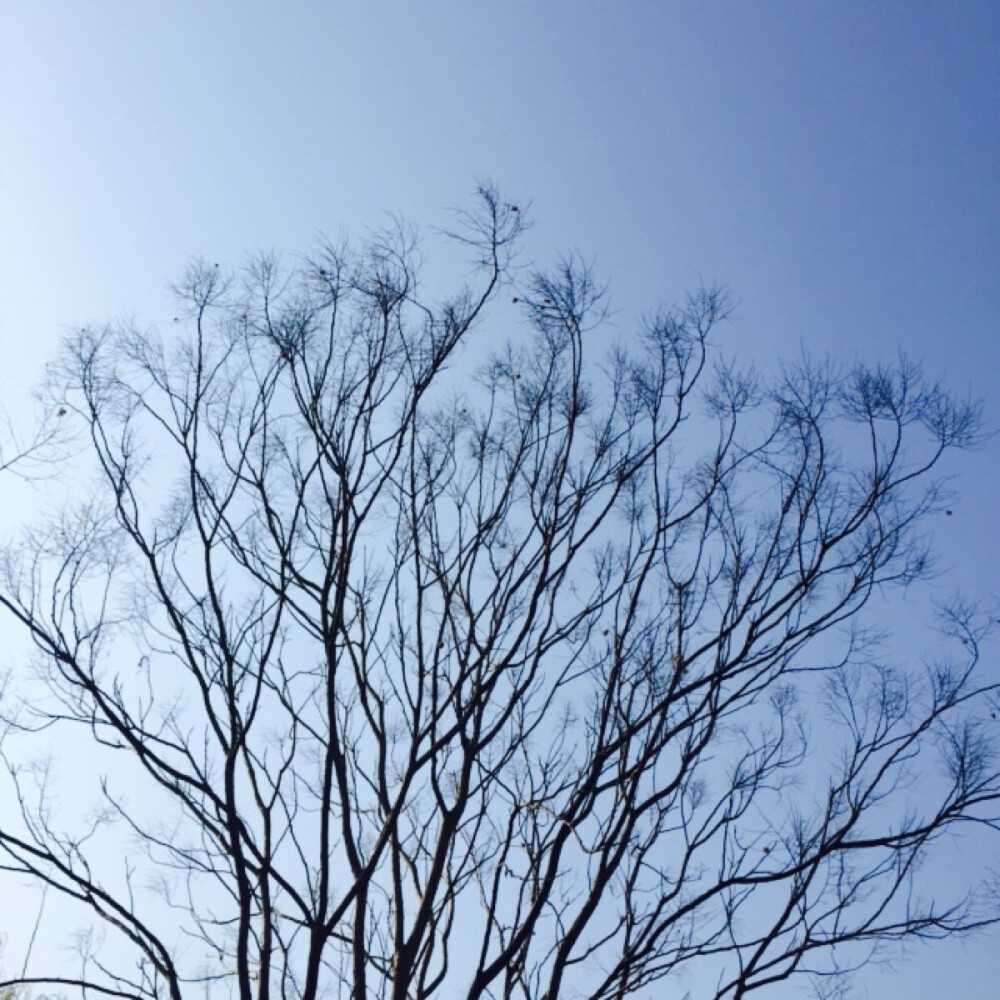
[0,187,996,1000]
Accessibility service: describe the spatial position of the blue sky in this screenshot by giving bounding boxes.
[1,3,998,997]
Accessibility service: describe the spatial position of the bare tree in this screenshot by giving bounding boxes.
[0,186,996,1000]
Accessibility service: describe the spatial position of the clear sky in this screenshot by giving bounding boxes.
[1,3,998,997]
